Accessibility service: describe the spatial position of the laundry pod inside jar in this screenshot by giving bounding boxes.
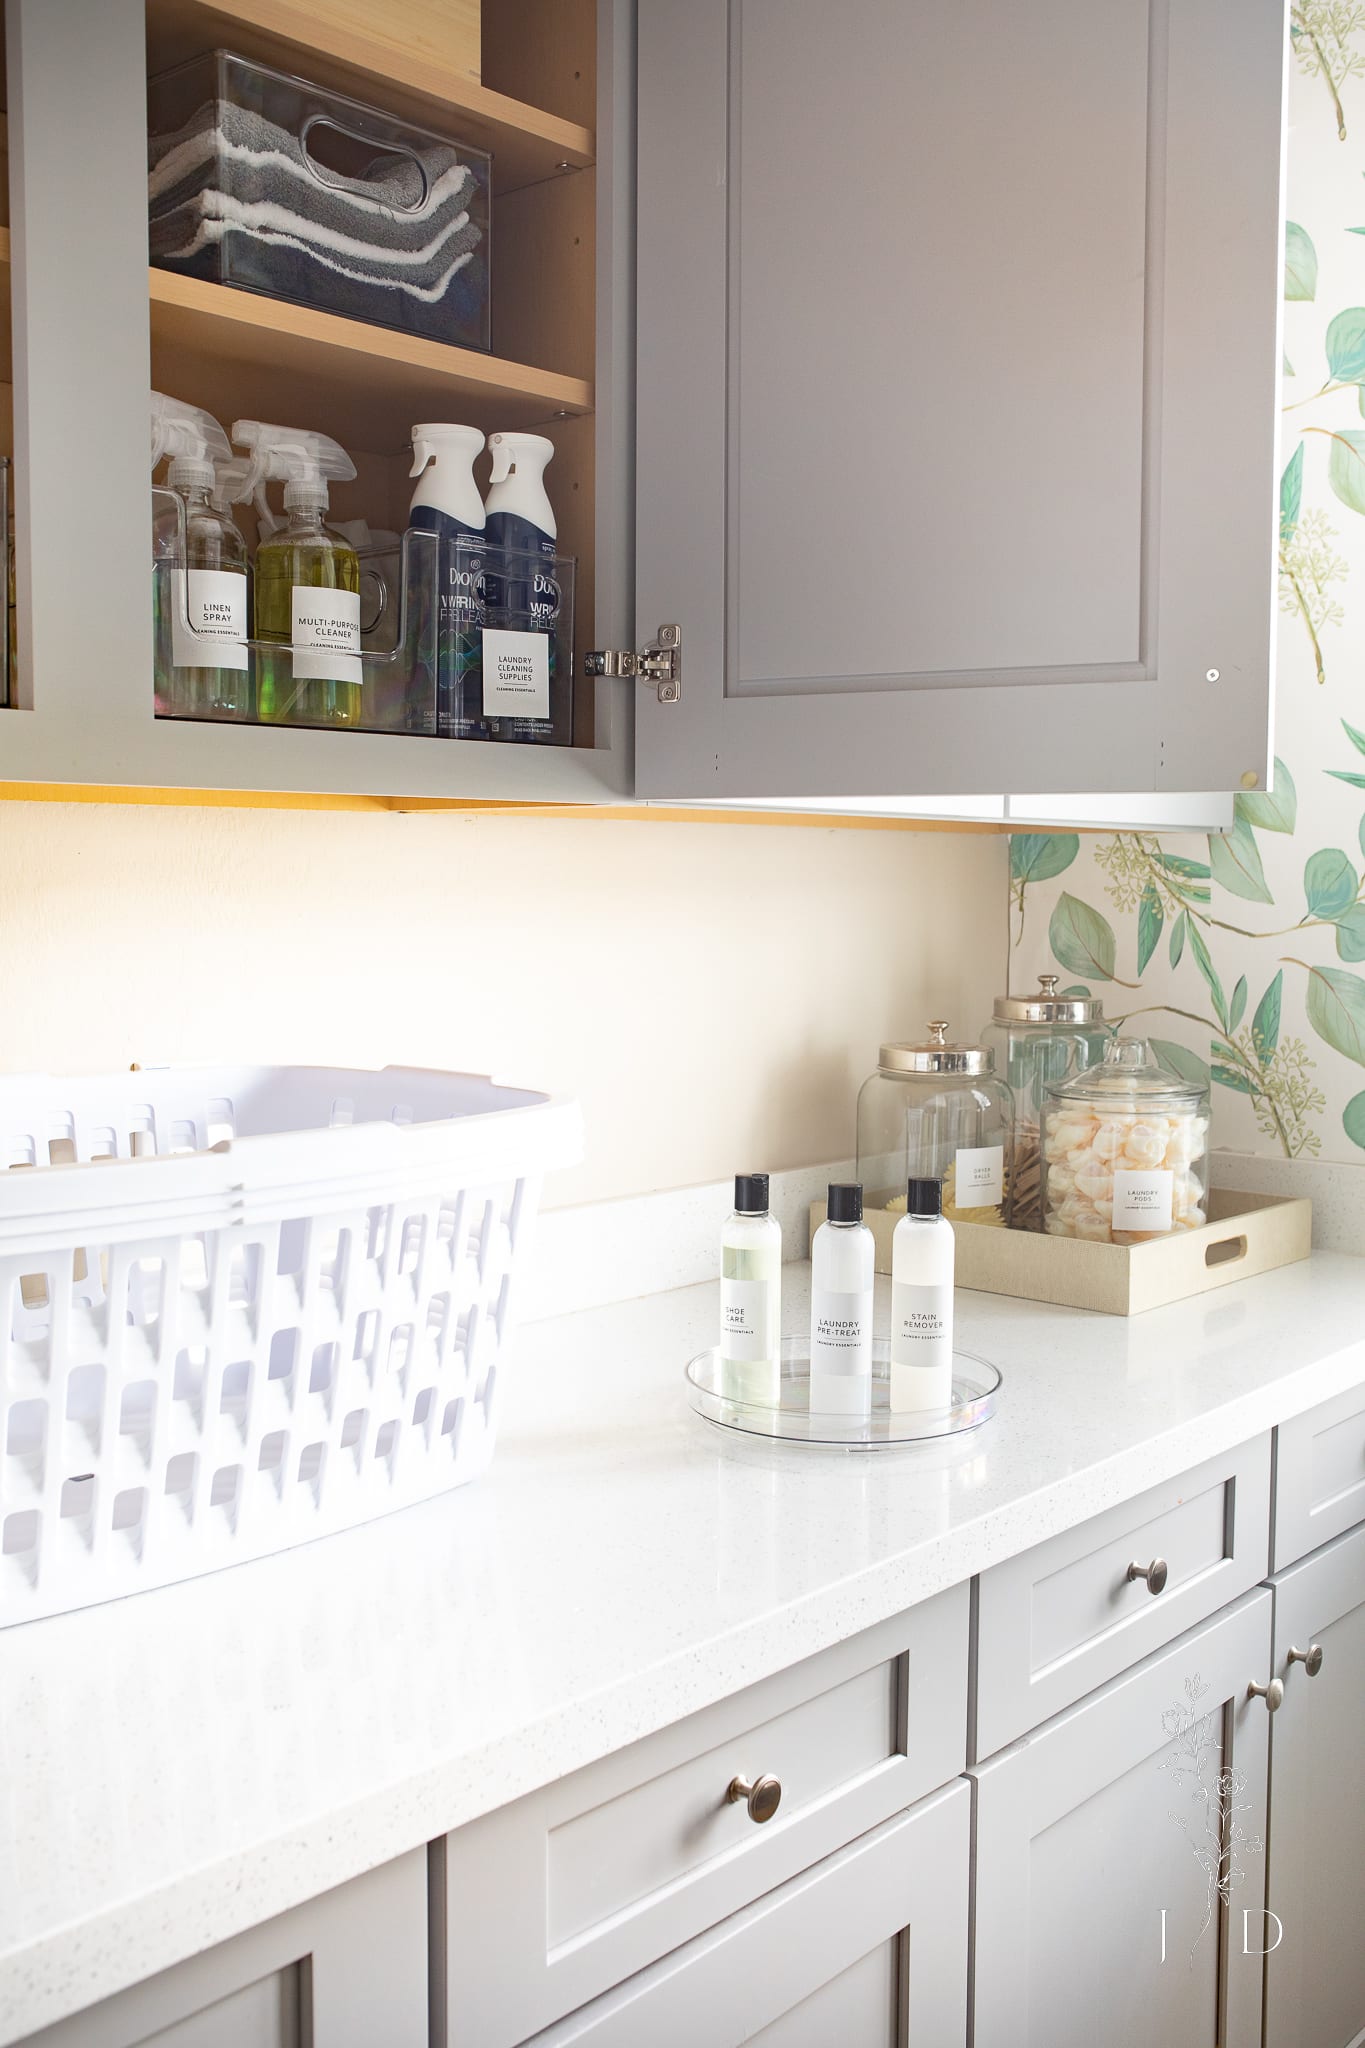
[1042,1038,1210,1244]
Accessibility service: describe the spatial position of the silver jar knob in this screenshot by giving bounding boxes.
[1247,1677,1285,1712]
[727,1772,782,1824]
[1126,1557,1169,1595]
[1287,1642,1324,1677]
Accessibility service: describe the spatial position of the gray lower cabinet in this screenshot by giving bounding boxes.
[18,1852,427,2048]
[633,0,1286,802]
[1264,1521,1365,2048]
[971,1589,1274,2048]
[516,1779,970,2046]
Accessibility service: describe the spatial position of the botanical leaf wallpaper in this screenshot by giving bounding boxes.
[1011,26,1365,1167]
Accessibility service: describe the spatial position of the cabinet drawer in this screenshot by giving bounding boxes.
[973,1436,1270,1757]
[519,1781,970,2046]
[433,1584,969,2048]
[1273,1385,1365,1569]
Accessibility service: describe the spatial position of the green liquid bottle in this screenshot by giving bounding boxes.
[231,421,362,728]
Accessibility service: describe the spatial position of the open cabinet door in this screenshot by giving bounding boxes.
[632,0,1286,805]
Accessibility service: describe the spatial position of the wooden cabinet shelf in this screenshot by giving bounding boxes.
[147,267,593,452]
[144,0,595,194]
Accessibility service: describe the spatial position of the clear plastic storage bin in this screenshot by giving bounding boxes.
[148,50,492,352]
[856,1022,1015,1228]
[980,976,1111,1231]
[0,1064,581,1627]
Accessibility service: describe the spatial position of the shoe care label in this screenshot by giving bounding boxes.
[810,1289,871,1377]
[890,1282,952,1367]
[720,1278,774,1362]
[1111,1168,1174,1233]
[171,569,248,671]
[954,1144,1004,1208]
[292,586,362,686]
[482,627,550,718]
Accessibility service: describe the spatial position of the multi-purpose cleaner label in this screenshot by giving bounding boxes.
[481,627,550,718]
[1111,1169,1174,1233]
[170,569,248,671]
[954,1144,1004,1209]
[292,586,362,686]
[720,1277,774,1362]
[809,1289,871,1378]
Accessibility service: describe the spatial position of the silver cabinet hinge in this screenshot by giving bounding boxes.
[584,623,681,704]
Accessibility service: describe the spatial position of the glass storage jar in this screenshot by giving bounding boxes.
[856,1022,1015,1228]
[980,975,1111,1232]
[1042,1038,1210,1244]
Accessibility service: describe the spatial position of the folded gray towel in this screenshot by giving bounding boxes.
[149,96,479,226]
[151,200,482,307]
[150,192,482,289]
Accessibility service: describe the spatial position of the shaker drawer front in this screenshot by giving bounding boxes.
[974,1436,1270,1757]
[433,1584,969,2048]
[1274,1386,1365,1568]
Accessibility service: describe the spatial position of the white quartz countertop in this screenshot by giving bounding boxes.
[4,1252,1365,2039]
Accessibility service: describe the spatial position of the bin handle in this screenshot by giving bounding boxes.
[300,113,430,214]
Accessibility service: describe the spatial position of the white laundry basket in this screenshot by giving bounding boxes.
[0,1065,580,1627]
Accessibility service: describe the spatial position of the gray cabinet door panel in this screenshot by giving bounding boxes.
[971,1591,1272,2048]
[521,1779,969,2046]
[18,1853,426,2048]
[1265,1522,1365,2048]
[634,0,1286,801]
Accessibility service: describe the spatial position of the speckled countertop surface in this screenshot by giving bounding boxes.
[3,1253,1365,2040]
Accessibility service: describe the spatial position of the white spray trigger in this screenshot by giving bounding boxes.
[410,437,434,480]
[488,439,514,485]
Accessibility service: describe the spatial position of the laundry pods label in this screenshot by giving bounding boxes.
[1112,1168,1174,1233]
[810,1289,871,1378]
[292,586,362,685]
[171,569,248,671]
[482,627,550,718]
[720,1278,774,1363]
[954,1144,1004,1208]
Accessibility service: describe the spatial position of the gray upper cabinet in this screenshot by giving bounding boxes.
[632,0,1287,802]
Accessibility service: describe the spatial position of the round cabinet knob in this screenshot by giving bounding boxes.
[1288,1642,1325,1677]
[1247,1677,1285,1713]
[727,1772,782,1825]
[1126,1557,1169,1595]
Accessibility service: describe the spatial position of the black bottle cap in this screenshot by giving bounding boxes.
[906,1177,943,1218]
[734,1173,770,1213]
[827,1182,863,1224]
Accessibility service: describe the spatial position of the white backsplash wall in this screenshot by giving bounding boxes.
[0,804,1007,1207]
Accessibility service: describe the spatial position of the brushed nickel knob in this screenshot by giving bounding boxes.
[1288,1642,1324,1677]
[1247,1677,1285,1713]
[727,1772,782,1824]
[1126,1557,1169,1595]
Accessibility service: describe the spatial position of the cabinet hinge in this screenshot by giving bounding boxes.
[584,623,681,704]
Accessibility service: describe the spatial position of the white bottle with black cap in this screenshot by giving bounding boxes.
[719,1173,782,1404]
[809,1183,874,1419]
[890,1178,955,1412]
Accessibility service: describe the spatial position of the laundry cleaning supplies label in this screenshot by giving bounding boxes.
[809,1290,871,1380]
[954,1144,1004,1209]
[291,586,362,686]
[1111,1169,1174,1233]
[891,1283,952,1367]
[482,627,550,718]
[171,569,248,671]
[720,1278,774,1363]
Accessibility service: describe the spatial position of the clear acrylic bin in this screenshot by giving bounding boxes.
[438,535,575,746]
[151,488,439,734]
[148,50,492,352]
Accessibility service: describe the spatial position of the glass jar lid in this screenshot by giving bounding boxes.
[992,974,1105,1025]
[879,1020,993,1076]
[1048,1036,1205,1108]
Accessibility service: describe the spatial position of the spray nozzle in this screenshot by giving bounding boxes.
[151,390,233,492]
[410,422,485,482]
[486,431,554,487]
[231,419,356,514]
